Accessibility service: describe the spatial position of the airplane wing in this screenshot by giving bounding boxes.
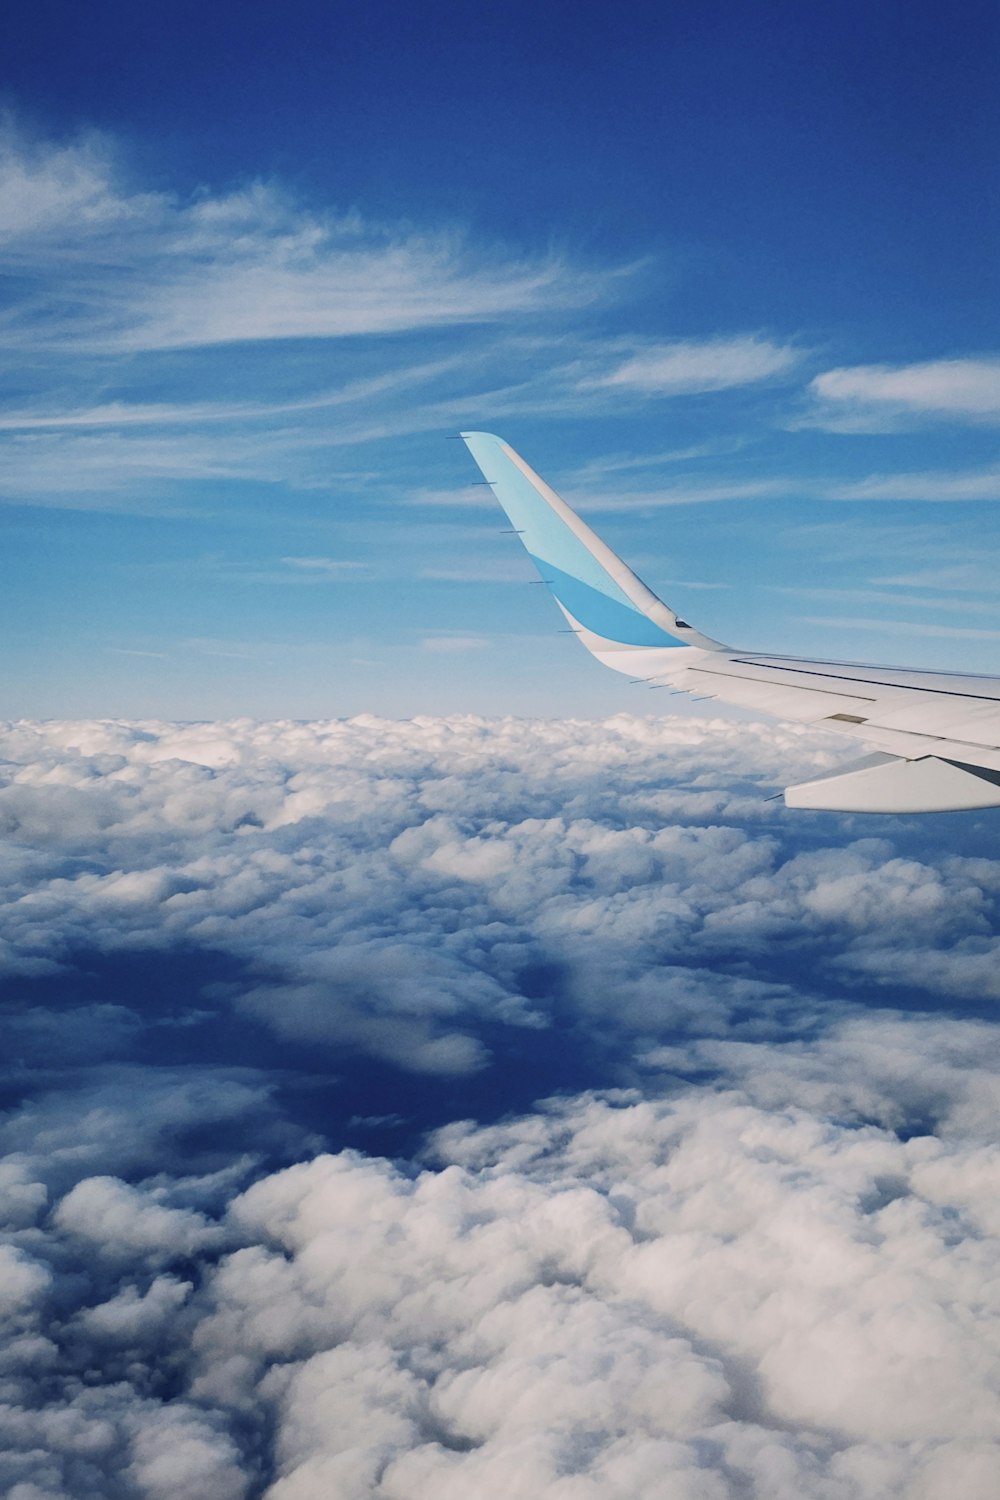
[461,431,1000,812]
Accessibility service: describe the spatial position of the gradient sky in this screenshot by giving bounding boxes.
[5,13,1000,1496]
[2,0,999,718]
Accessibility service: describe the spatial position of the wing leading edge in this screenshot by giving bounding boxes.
[461,431,1000,813]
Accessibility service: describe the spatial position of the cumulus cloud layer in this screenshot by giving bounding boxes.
[2,715,997,1055]
[1,715,999,1497]
[4,1092,1000,1498]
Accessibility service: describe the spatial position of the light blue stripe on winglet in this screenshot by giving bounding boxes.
[460,432,729,651]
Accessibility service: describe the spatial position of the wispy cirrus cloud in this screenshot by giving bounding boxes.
[872,564,1000,591]
[402,475,792,512]
[0,127,621,355]
[0,428,305,505]
[419,559,535,583]
[828,465,1000,502]
[0,357,470,431]
[0,125,825,525]
[573,478,792,510]
[803,614,1000,641]
[776,584,1000,617]
[804,358,1000,429]
[413,454,1000,519]
[281,556,368,576]
[583,335,802,395]
[0,124,156,239]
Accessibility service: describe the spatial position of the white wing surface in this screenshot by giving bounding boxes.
[461,432,1000,813]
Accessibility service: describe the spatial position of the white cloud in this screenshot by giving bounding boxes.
[2,715,1000,1497]
[0,714,992,1054]
[0,128,614,355]
[802,614,1000,641]
[0,126,154,241]
[54,1176,226,1263]
[189,1092,1000,1497]
[125,1411,249,1500]
[0,1244,51,1316]
[281,557,368,575]
[828,466,1000,502]
[809,358,1000,425]
[0,126,820,519]
[0,1069,284,1198]
[0,1162,48,1229]
[574,478,789,510]
[589,336,801,395]
[75,1274,192,1343]
[418,559,536,583]
[871,564,1000,592]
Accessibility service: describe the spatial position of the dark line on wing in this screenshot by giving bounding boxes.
[690,666,875,702]
[730,659,1000,706]
[737,653,1000,682]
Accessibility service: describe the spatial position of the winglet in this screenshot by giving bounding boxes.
[461,432,727,653]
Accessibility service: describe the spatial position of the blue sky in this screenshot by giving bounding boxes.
[2,0,1000,716]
